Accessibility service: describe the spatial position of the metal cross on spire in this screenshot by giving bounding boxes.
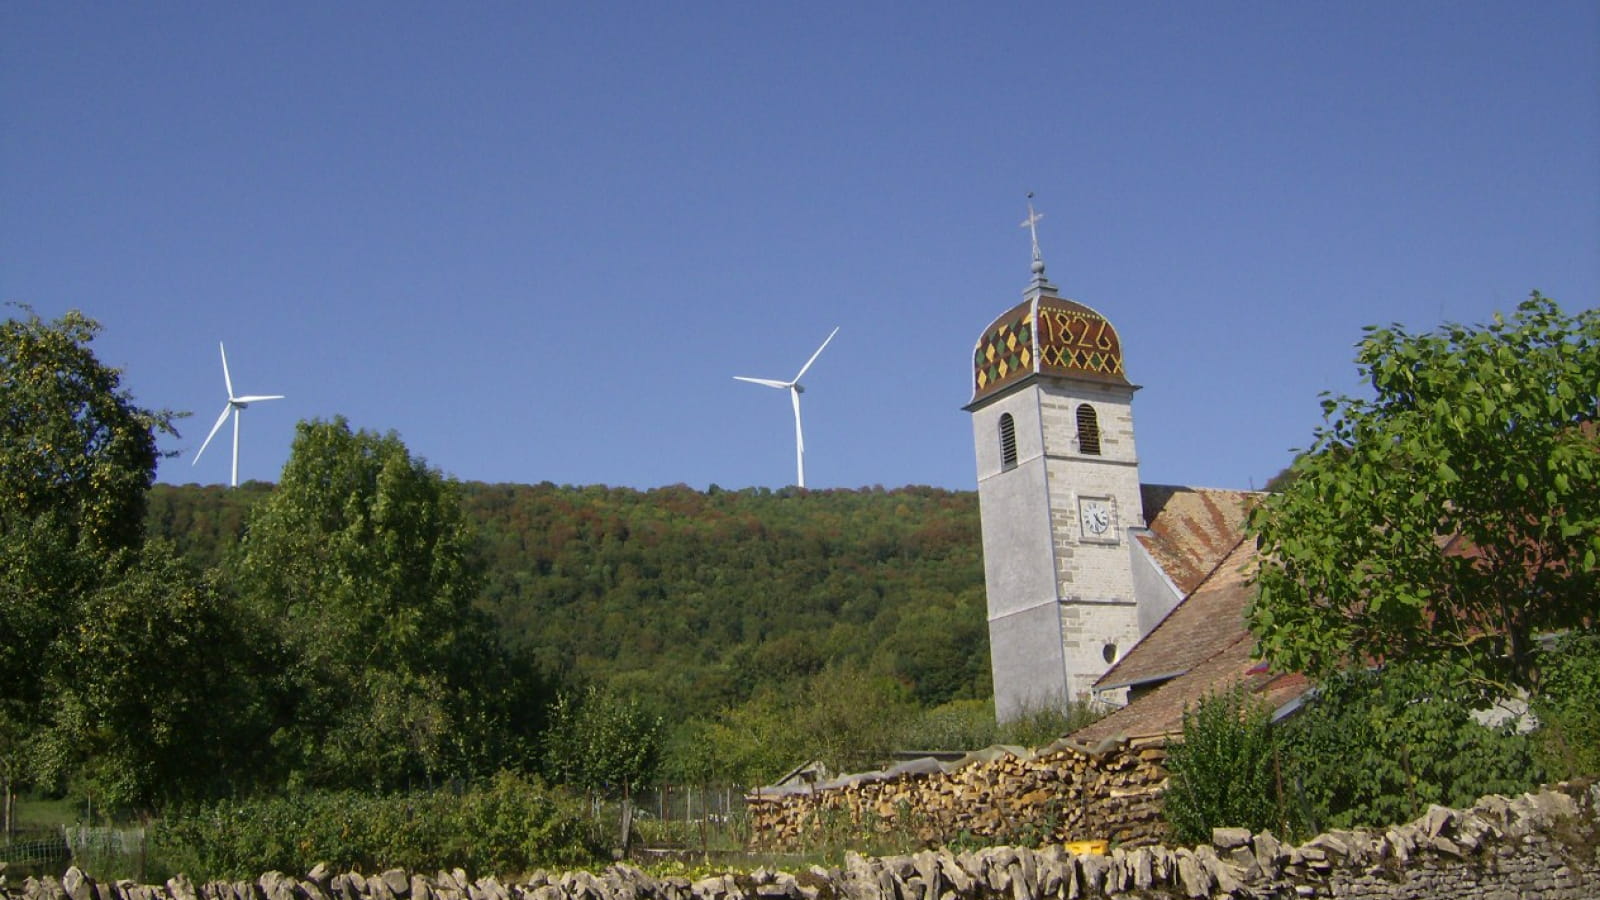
[1021,192,1045,265]
[1019,191,1056,297]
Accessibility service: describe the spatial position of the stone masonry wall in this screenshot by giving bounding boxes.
[745,738,1171,852]
[1037,382,1144,703]
[8,782,1595,900]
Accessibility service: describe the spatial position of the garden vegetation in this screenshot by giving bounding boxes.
[1168,296,1597,842]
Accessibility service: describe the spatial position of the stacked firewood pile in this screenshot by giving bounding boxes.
[745,737,1171,851]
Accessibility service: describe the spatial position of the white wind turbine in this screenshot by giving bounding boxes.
[192,342,284,487]
[734,326,839,489]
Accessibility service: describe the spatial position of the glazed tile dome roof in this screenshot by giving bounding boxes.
[971,293,1129,403]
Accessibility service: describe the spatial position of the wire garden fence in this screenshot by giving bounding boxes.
[628,784,749,856]
[0,826,146,878]
[1,827,69,873]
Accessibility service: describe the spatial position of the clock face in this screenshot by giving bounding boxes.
[1079,498,1113,539]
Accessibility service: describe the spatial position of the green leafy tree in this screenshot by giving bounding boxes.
[665,661,915,787]
[897,698,1002,753]
[669,692,793,787]
[144,481,274,570]
[542,685,664,799]
[0,307,172,557]
[0,306,177,819]
[882,598,990,706]
[794,661,914,774]
[1248,295,1599,694]
[1162,687,1284,843]
[1,307,175,704]
[230,417,516,790]
[31,542,272,815]
[892,696,1106,753]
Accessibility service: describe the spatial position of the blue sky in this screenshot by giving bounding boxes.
[4,2,1596,492]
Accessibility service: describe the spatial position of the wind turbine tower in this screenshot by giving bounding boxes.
[734,326,839,488]
[192,342,285,487]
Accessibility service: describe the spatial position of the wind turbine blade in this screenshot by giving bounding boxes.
[219,342,235,400]
[233,394,285,403]
[193,404,232,465]
[791,388,805,487]
[792,326,839,382]
[733,376,791,389]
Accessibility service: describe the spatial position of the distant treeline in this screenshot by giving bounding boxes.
[145,481,990,719]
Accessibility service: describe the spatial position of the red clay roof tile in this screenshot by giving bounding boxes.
[1137,485,1259,595]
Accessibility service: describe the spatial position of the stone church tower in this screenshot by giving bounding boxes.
[966,206,1147,720]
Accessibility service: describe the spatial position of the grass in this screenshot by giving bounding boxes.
[13,796,83,828]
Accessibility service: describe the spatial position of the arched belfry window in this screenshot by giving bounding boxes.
[999,413,1018,470]
[1076,404,1101,456]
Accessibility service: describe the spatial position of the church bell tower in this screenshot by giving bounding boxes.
[966,200,1146,721]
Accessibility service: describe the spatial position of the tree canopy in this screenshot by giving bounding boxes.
[1279,658,1542,832]
[2,308,177,709]
[9,307,992,810]
[0,306,173,556]
[228,417,532,790]
[1247,294,1598,693]
[148,477,990,784]
[542,685,663,799]
[30,542,269,812]
[0,308,285,817]
[150,478,989,723]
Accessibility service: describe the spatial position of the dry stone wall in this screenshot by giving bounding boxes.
[746,738,1171,851]
[6,782,1596,900]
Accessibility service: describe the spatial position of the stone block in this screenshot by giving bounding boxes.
[62,869,93,900]
[1211,827,1251,849]
[1172,851,1209,899]
[378,875,407,900]
[166,875,197,900]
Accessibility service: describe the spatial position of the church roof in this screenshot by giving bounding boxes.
[1069,629,1310,744]
[1137,485,1261,596]
[1097,536,1259,691]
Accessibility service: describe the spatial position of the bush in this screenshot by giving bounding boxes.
[1532,630,1600,780]
[898,698,1000,751]
[148,772,605,880]
[996,699,1104,749]
[1163,687,1284,844]
[894,697,1108,756]
[1280,661,1543,833]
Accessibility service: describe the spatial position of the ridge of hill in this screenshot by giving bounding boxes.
[145,481,989,717]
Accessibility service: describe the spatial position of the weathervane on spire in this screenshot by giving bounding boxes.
[1020,191,1056,297]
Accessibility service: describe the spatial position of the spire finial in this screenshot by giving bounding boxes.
[1020,192,1056,297]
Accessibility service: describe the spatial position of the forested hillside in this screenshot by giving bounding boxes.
[146,481,989,720]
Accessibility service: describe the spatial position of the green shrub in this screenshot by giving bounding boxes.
[1532,630,1600,780]
[1280,661,1543,833]
[1162,687,1284,844]
[148,772,605,880]
[897,698,998,751]
[996,699,1103,749]
[894,696,1107,757]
